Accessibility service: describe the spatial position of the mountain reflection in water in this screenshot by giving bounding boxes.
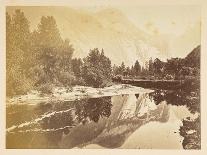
[6,89,199,149]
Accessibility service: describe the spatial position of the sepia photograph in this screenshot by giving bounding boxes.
[5,3,201,150]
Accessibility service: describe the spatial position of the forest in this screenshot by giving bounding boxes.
[113,46,200,81]
[6,9,200,96]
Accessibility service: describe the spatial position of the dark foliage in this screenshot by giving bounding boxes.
[82,48,112,88]
[6,10,112,96]
[112,45,200,81]
[75,97,112,123]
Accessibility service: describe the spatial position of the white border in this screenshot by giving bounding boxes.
[0,0,207,155]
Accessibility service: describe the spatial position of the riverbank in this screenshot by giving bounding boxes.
[112,77,199,90]
[7,84,153,105]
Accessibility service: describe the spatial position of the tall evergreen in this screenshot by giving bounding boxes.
[6,10,32,96]
[82,48,112,87]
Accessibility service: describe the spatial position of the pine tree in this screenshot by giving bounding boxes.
[82,48,112,87]
[134,60,141,76]
[6,10,32,96]
[119,62,126,75]
[32,16,74,86]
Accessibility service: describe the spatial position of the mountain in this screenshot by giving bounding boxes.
[6,6,200,66]
[184,45,200,68]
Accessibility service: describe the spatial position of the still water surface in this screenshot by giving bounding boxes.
[6,87,199,149]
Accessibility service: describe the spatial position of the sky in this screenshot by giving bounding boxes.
[7,5,201,36]
[6,5,201,64]
[80,5,200,36]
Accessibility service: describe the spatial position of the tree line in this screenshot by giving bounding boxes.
[6,10,112,96]
[6,9,200,96]
[113,45,200,81]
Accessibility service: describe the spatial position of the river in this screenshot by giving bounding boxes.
[6,84,200,149]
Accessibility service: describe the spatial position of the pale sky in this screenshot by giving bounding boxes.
[7,5,201,64]
[7,5,201,37]
[82,5,201,36]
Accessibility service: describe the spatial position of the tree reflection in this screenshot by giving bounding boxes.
[180,117,200,149]
[149,81,200,114]
[149,80,200,149]
[75,96,112,123]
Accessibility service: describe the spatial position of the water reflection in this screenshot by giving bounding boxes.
[180,117,200,149]
[79,95,170,149]
[149,87,200,149]
[75,97,112,123]
[149,89,200,113]
[6,96,112,148]
[6,89,200,149]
